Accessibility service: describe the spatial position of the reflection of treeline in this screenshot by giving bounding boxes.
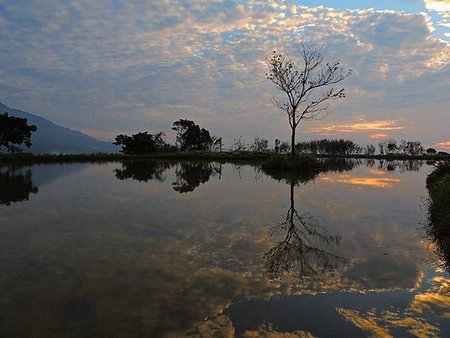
[114,160,172,182]
[173,162,222,193]
[365,158,424,172]
[262,157,361,184]
[425,161,450,272]
[114,161,222,193]
[0,165,38,206]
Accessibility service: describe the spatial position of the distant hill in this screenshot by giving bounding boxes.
[0,102,117,154]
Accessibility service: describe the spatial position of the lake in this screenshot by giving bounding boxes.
[0,159,449,337]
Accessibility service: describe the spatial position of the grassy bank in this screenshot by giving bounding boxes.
[0,151,448,165]
[425,161,450,269]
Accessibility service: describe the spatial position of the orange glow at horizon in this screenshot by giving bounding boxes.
[370,133,390,139]
[310,120,404,135]
[320,175,401,188]
[435,140,450,151]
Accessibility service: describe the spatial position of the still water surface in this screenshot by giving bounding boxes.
[0,160,449,337]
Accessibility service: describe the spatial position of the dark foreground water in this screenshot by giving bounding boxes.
[0,159,449,337]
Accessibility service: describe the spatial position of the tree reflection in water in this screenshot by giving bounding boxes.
[261,160,350,282]
[0,164,38,206]
[114,160,172,182]
[114,160,222,193]
[173,162,222,193]
[264,180,342,282]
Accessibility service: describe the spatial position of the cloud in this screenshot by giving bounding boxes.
[0,1,449,144]
[424,0,450,31]
[424,0,450,13]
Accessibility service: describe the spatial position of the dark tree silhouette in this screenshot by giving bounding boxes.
[0,165,38,206]
[426,148,437,155]
[0,113,37,154]
[114,131,167,154]
[266,43,350,157]
[172,119,213,151]
[264,180,342,282]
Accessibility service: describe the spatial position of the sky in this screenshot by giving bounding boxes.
[0,0,449,149]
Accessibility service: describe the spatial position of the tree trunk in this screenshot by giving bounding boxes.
[291,126,296,158]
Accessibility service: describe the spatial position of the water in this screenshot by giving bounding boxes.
[0,159,449,337]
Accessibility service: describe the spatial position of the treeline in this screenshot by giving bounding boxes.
[295,139,448,157]
[114,119,222,155]
[114,121,448,157]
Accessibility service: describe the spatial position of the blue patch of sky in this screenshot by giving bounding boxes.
[289,0,426,13]
[290,0,449,41]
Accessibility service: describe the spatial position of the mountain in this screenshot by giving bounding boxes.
[0,102,117,154]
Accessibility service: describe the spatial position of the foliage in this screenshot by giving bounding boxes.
[114,131,167,154]
[172,119,213,151]
[296,139,362,155]
[0,113,38,154]
[266,43,350,156]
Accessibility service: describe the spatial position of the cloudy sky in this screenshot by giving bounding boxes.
[1,0,449,149]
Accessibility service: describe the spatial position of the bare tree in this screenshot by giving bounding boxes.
[266,43,351,157]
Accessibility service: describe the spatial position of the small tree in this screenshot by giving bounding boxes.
[279,141,290,154]
[365,144,376,156]
[426,148,437,155]
[386,139,398,155]
[274,139,281,153]
[400,140,424,156]
[0,113,37,154]
[266,43,350,157]
[251,137,269,152]
[230,136,247,152]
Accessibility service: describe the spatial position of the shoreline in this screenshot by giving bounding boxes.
[0,151,448,164]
